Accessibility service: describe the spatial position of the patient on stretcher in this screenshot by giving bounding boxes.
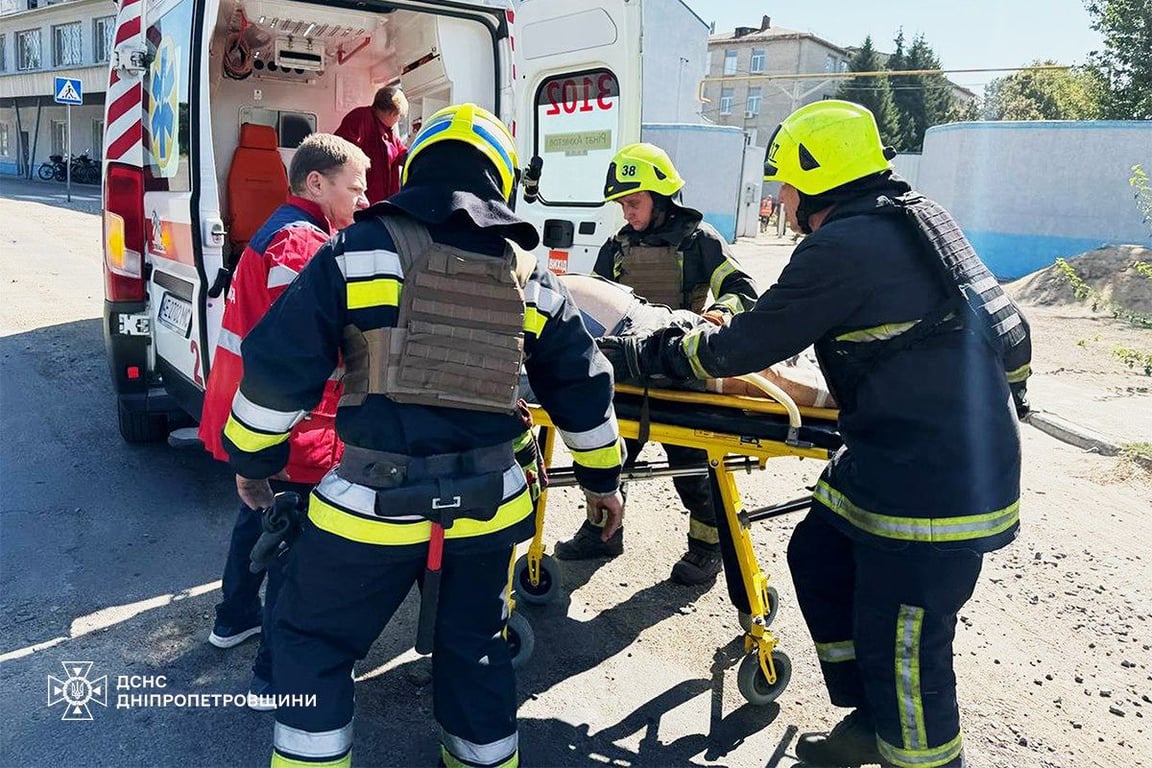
[559,274,835,408]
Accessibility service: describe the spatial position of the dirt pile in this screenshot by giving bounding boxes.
[1007,244,1152,313]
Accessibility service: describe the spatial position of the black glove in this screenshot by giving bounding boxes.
[597,329,689,384]
[1010,381,1030,420]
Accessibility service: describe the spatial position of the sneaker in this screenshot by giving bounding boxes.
[670,549,722,585]
[795,709,890,767]
[554,521,624,560]
[208,617,262,649]
[246,675,277,712]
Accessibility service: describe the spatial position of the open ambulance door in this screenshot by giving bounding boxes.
[514,0,642,275]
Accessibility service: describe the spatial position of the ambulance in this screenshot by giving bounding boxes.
[100,0,703,442]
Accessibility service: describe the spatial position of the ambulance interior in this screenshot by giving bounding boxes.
[207,0,502,253]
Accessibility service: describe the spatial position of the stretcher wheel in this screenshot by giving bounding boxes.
[506,612,535,670]
[512,554,560,605]
[737,649,792,706]
[738,586,780,632]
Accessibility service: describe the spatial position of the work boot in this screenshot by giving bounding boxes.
[670,548,722,585]
[795,709,890,767]
[554,521,624,560]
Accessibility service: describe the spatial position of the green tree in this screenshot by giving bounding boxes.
[887,33,955,151]
[982,61,1103,120]
[1084,0,1152,119]
[836,36,902,146]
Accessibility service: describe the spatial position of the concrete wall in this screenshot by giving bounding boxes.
[918,121,1152,279]
[642,122,746,242]
[892,152,921,188]
[641,0,708,123]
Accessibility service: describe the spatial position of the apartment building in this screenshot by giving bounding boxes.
[702,15,850,145]
[0,0,113,178]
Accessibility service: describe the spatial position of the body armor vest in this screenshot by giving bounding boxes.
[340,215,534,414]
[894,193,1028,359]
[615,240,706,311]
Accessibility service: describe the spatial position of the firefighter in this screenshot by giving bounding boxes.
[597,100,1032,768]
[554,143,758,587]
[223,103,624,768]
[198,133,369,708]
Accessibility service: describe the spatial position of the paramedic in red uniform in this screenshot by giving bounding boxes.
[335,85,409,204]
[199,133,370,708]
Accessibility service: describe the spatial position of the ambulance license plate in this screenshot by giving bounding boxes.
[158,292,192,337]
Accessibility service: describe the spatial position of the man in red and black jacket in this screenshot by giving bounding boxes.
[198,133,370,709]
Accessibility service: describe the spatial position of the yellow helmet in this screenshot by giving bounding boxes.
[402,103,520,201]
[763,100,893,195]
[604,143,685,202]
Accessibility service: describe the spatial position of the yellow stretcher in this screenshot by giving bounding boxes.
[507,376,842,706]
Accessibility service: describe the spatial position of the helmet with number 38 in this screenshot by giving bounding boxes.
[604,143,685,202]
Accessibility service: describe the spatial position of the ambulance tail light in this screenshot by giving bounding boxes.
[104,163,146,302]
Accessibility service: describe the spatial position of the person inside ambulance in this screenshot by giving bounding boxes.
[554,142,758,587]
[198,133,370,709]
[597,100,1032,768]
[222,103,624,768]
[335,84,409,205]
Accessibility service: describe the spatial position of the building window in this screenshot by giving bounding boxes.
[51,120,68,157]
[0,124,10,157]
[719,87,734,116]
[52,22,82,67]
[0,34,7,73]
[723,50,738,76]
[750,48,765,74]
[91,119,104,158]
[94,16,115,63]
[840,59,850,73]
[825,53,836,72]
[16,29,41,71]
[746,87,762,117]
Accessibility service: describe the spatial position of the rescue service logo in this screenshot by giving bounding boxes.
[147,37,181,178]
[47,661,108,721]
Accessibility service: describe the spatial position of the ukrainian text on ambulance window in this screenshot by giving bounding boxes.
[534,69,620,206]
[142,0,193,192]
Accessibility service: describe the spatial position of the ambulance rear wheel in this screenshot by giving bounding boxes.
[506,612,535,670]
[738,586,780,632]
[117,400,169,443]
[737,649,792,706]
[513,554,560,605]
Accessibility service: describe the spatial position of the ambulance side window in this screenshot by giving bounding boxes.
[142,0,193,192]
[533,69,620,207]
[237,108,317,148]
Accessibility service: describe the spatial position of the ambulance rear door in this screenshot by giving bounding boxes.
[514,0,641,275]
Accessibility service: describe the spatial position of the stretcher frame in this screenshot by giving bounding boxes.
[512,381,841,705]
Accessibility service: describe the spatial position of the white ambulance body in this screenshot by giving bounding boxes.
[100,0,703,443]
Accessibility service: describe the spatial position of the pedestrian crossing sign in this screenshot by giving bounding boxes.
[54,77,83,106]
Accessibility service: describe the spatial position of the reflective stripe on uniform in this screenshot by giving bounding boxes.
[442,730,518,768]
[216,328,243,356]
[523,307,546,337]
[813,480,1019,544]
[346,278,401,310]
[709,259,738,299]
[336,249,403,280]
[558,416,618,451]
[878,730,964,768]
[895,605,927,753]
[1006,363,1031,384]
[231,390,305,434]
[835,321,920,343]
[223,413,292,453]
[710,293,743,315]
[688,518,720,545]
[267,263,299,289]
[271,753,351,768]
[308,467,533,546]
[815,639,856,663]
[523,282,563,316]
[273,721,353,761]
[681,328,711,379]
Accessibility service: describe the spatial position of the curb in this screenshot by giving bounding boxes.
[1024,411,1121,457]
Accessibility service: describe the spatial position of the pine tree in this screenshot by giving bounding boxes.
[836,36,902,146]
[888,34,956,151]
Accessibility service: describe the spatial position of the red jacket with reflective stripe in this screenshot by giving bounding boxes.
[199,196,344,483]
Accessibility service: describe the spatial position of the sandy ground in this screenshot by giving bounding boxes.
[1,181,1149,767]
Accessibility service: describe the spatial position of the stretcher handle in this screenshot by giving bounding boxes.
[734,373,802,430]
[542,457,762,488]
